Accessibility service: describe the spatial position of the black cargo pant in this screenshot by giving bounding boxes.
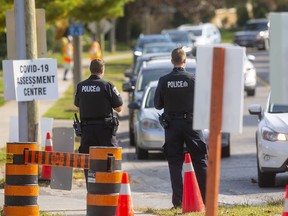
[163,118,208,207]
[78,123,113,191]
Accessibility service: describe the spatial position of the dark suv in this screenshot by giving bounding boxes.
[234,19,268,50]
[133,34,172,66]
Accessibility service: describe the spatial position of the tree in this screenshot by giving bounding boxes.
[236,4,250,27]
[116,0,226,42]
[0,0,13,32]
[69,0,131,22]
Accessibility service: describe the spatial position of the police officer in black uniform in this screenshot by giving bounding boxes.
[74,58,123,188]
[154,48,208,208]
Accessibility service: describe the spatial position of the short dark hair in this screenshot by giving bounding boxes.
[90,58,104,74]
[171,48,186,65]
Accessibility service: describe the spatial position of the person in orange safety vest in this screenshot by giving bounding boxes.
[62,36,74,81]
[89,38,102,60]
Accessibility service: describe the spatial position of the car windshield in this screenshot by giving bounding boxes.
[145,87,156,108]
[188,29,202,36]
[137,37,171,49]
[244,22,268,31]
[136,68,170,91]
[143,45,175,54]
[168,33,190,43]
[268,104,288,113]
[136,66,195,91]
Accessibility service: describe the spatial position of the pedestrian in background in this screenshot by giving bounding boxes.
[89,37,102,60]
[154,47,208,208]
[74,58,123,190]
[61,36,74,81]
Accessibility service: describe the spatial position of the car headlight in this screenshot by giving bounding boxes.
[141,118,161,130]
[182,46,192,52]
[262,127,287,141]
[134,50,142,56]
[256,31,265,40]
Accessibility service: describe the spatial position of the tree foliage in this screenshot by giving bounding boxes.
[69,0,132,23]
[0,0,132,31]
[0,0,13,32]
[124,0,225,24]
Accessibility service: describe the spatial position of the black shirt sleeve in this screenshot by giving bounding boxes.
[106,82,123,108]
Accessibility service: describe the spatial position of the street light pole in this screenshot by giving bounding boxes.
[14,0,39,143]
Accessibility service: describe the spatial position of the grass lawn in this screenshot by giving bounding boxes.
[142,201,284,215]
[220,28,236,44]
[43,55,132,120]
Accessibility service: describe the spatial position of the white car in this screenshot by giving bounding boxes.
[244,54,257,96]
[249,92,288,187]
[177,23,221,46]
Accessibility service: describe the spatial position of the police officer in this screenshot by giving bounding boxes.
[154,48,208,208]
[74,58,123,188]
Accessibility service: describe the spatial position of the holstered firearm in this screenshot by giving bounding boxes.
[105,116,119,136]
[73,113,82,136]
[158,113,170,129]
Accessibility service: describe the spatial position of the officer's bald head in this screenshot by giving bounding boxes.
[90,58,104,75]
[171,48,186,66]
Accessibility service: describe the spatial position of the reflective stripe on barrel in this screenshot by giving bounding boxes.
[88,171,122,194]
[87,193,119,216]
[4,142,39,216]
[89,147,122,172]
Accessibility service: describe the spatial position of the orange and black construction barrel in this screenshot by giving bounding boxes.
[87,146,122,216]
[4,142,39,216]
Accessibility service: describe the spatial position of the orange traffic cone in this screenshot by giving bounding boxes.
[283,185,288,216]
[182,153,205,213]
[41,132,53,180]
[116,172,134,216]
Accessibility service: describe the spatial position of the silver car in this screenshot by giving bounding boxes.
[128,81,164,159]
[129,80,231,159]
[123,58,197,146]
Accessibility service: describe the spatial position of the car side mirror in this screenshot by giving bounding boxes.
[124,70,133,78]
[128,102,141,110]
[122,82,135,92]
[248,104,262,120]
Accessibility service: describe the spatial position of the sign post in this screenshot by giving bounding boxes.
[69,23,84,92]
[205,47,225,216]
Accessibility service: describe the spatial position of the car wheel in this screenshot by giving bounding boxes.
[247,89,255,97]
[221,143,230,158]
[257,156,276,187]
[136,145,148,160]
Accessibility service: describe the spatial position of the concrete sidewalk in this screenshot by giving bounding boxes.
[0,51,158,215]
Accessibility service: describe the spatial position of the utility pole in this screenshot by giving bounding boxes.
[73,36,82,92]
[15,0,28,142]
[25,0,40,143]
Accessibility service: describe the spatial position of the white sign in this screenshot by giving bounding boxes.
[269,12,288,104]
[193,45,245,133]
[2,58,58,101]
